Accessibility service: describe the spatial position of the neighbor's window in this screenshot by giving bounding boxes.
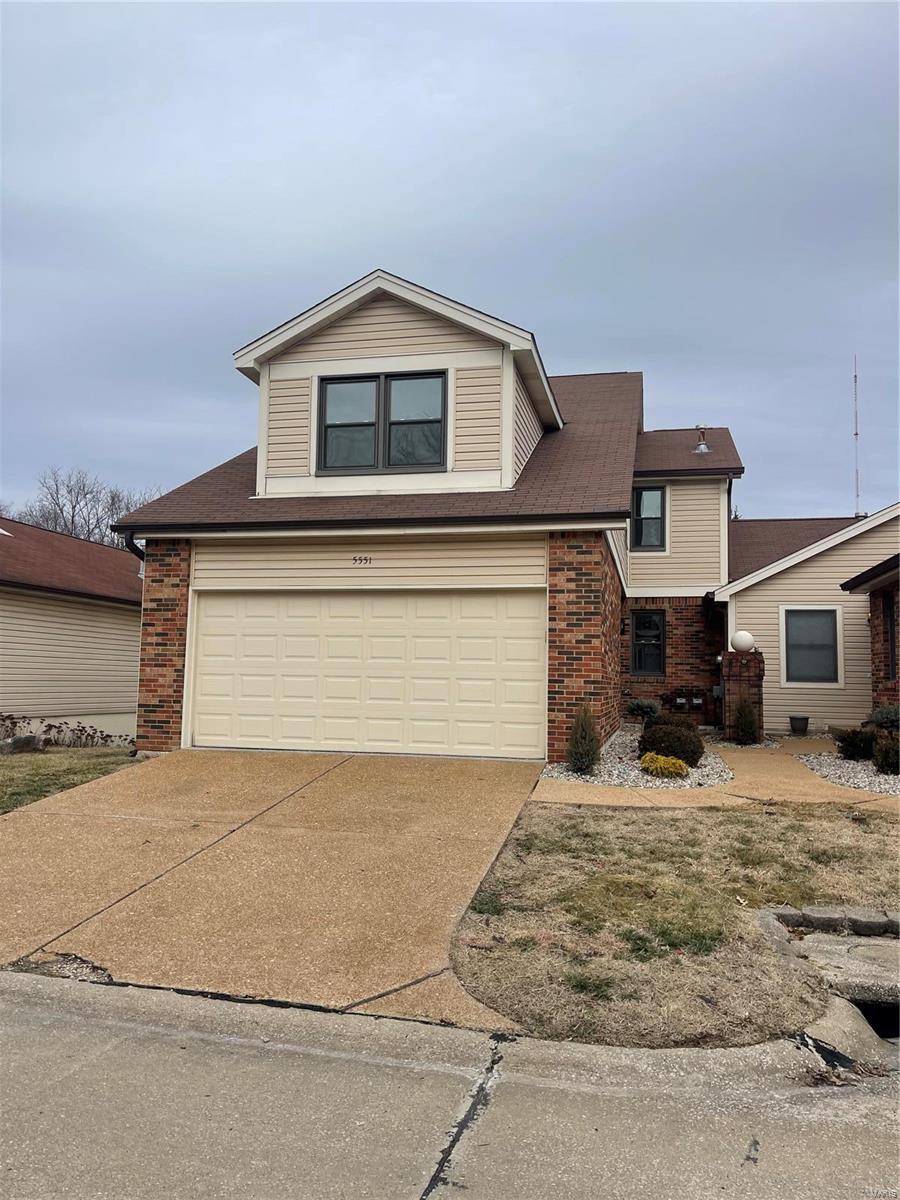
[784,609,839,683]
[884,590,897,681]
[631,610,665,675]
[631,486,665,550]
[318,372,446,473]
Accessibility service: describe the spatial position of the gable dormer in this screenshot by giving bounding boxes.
[233,270,562,497]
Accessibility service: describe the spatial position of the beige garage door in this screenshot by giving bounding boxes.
[191,590,546,759]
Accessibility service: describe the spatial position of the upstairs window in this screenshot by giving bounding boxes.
[631,486,665,550]
[784,608,839,683]
[318,372,446,474]
[631,610,666,675]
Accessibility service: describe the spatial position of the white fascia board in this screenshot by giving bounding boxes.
[233,270,534,381]
[512,347,563,430]
[624,585,712,598]
[604,530,628,591]
[714,501,900,600]
[137,520,628,542]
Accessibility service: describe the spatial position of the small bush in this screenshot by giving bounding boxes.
[867,704,899,732]
[638,722,704,768]
[567,702,599,774]
[731,698,759,746]
[640,752,689,779]
[625,699,659,722]
[873,732,899,776]
[833,727,876,762]
[645,711,695,730]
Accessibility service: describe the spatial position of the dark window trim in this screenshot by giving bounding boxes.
[884,589,897,682]
[630,608,666,677]
[784,607,839,684]
[630,485,666,552]
[316,371,447,476]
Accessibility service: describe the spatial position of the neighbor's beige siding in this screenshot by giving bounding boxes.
[266,377,311,476]
[271,294,495,363]
[0,588,140,719]
[732,517,900,732]
[513,369,543,479]
[453,366,502,470]
[192,535,548,591]
[629,479,724,588]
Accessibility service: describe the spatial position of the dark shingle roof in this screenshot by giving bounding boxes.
[634,427,743,476]
[115,372,645,532]
[0,518,143,604]
[728,517,861,582]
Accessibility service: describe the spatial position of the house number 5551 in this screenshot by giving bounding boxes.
[352,555,373,565]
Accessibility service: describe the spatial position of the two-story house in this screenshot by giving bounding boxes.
[116,270,898,759]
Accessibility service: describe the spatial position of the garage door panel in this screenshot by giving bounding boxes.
[192,590,545,759]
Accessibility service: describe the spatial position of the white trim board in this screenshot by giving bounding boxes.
[715,502,900,599]
[135,521,628,542]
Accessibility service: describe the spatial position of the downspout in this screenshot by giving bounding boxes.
[123,531,145,562]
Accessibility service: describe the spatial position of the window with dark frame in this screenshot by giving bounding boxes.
[318,372,446,474]
[884,590,897,682]
[784,609,839,683]
[630,610,665,676]
[631,486,665,550]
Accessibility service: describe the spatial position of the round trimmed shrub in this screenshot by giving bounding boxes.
[873,732,899,775]
[833,727,876,762]
[640,752,689,779]
[638,721,704,768]
[626,699,660,722]
[645,711,696,731]
[867,704,899,732]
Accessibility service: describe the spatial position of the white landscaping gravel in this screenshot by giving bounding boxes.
[798,753,900,796]
[544,728,734,790]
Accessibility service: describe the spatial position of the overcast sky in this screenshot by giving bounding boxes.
[2,2,897,519]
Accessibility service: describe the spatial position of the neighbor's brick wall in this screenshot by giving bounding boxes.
[870,581,899,709]
[620,596,725,723]
[136,539,192,753]
[547,531,621,761]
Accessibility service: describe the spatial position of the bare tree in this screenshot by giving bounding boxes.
[12,467,161,548]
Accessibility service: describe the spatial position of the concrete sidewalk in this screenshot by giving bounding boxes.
[2,971,895,1200]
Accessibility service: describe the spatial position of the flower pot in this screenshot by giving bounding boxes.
[789,715,809,736]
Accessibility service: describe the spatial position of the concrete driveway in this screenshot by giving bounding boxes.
[0,750,539,1024]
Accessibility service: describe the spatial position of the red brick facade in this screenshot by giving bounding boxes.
[136,539,192,753]
[870,581,899,710]
[620,596,725,724]
[546,531,622,760]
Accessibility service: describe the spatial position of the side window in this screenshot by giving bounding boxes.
[784,609,839,683]
[631,486,665,550]
[631,610,665,675]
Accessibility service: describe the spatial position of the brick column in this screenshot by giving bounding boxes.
[870,583,899,709]
[136,539,192,753]
[547,531,622,761]
[721,650,764,742]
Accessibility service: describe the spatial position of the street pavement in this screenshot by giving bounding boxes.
[1,971,896,1200]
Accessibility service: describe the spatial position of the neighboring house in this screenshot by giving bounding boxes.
[0,519,143,737]
[114,269,898,757]
[841,554,899,711]
[716,508,900,732]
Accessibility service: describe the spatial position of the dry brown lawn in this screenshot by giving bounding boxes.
[451,800,898,1048]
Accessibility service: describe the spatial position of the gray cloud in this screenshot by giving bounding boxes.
[2,2,896,516]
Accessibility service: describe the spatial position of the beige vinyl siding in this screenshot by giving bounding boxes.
[272,294,495,363]
[266,377,311,476]
[0,588,140,720]
[732,518,899,732]
[192,535,548,591]
[607,528,629,587]
[453,366,502,470]
[513,369,543,479]
[629,479,723,588]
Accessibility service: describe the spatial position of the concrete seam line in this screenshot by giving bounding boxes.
[27,755,353,960]
[420,1032,511,1199]
[341,966,451,1012]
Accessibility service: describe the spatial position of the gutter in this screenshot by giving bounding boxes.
[122,531,145,562]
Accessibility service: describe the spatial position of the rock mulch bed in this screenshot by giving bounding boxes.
[543,729,733,790]
[799,753,899,796]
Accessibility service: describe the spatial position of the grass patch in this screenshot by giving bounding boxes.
[452,799,898,1048]
[0,747,134,814]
